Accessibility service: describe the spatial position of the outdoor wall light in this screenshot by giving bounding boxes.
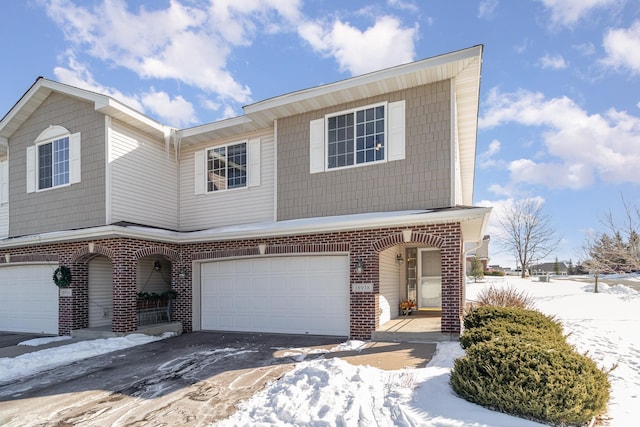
[178,266,187,279]
[355,259,364,274]
[396,253,404,264]
[153,261,162,271]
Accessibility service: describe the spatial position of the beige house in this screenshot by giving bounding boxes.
[0,45,490,339]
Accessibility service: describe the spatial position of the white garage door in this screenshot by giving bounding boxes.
[200,255,349,336]
[0,264,59,334]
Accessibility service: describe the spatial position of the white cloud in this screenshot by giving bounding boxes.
[387,0,419,13]
[538,0,621,27]
[298,16,417,75]
[538,54,568,69]
[478,139,502,169]
[601,20,640,74]
[480,88,640,188]
[141,90,196,128]
[43,0,304,105]
[478,0,499,19]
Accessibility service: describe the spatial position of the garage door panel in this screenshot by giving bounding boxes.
[0,265,58,334]
[201,256,349,336]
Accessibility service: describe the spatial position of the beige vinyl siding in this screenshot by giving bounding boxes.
[137,257,172,294]
[179,129,275,231]
[7,93,106,237]
[277,80,452,221]
[109,119,178,229]
[379,248,401,325]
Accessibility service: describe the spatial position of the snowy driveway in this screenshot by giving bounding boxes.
[0,332,345,426]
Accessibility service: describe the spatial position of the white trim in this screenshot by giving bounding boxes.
[0,160,8,204]
[273,118,278,221]
[247,138,261,187]
[26,145,36,193]
[450,78,457,206]
[69,132,81,184]
[194,149,205,195]
[387,100,406,161]
[309,118,325,174]
[105,116,112,224]
[0,207,492,249]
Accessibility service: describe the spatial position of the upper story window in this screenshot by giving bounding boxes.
[194,138,261,196]
[327,104,385,169]
[26,125,81,193]
[38,136,69,189]
[309,100,406,174]
[207,142,247,192]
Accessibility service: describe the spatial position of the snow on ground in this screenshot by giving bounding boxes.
[0,333,173,385]
[217,276,639,427]
[0,277,637,426]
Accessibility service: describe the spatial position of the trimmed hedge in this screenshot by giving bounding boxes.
[451,339,610,426]
[459,318,567,349]
[452,306,611,426]
[463,306,562,336]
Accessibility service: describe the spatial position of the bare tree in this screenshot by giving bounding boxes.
[495,199,561,278]
[582,198,640,292]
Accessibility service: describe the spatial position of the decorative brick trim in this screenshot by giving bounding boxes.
[133,246,180,262]
[0,253,58,263]
[371,232,404,252]
[410,231,445,248]
[193,247,260,260]
[71,244,116,263]
[266,243,350,254]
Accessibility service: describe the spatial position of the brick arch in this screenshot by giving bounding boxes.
[371,230,444,252]
[71,244,116,263]
[133,246,179,262]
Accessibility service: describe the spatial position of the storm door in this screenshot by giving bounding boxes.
[417,248,442,309]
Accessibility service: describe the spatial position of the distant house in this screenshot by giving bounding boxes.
[0,46,490,339]
[530,261,568,276]
[466,235,490,273]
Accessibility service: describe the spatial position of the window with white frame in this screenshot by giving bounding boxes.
[26,126,81,193]
[309,100,405,174]
[207,142,247,192]
[327,104,385,169]
[38,136,69,190]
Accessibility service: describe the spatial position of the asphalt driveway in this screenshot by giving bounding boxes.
[0,332,346,426]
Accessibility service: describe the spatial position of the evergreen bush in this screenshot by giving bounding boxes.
[450,339,610,426]
[463,306,562,336]
[459,318,566,349]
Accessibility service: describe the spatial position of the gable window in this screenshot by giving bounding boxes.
[309,100,405,174]
[38,136,69,189]
[26,126,81,193]
[327,104,385,169]
[207,142,247,192]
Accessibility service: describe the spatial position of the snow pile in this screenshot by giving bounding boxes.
[18,336,72,347]
[217,277,638,427]
[0,333,174,385]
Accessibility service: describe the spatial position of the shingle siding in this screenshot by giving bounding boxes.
[276,80,452,221]
[8,93,106,237]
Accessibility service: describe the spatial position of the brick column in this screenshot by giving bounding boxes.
[112,253,137,333]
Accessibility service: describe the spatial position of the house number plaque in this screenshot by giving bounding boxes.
[351,283,373,293]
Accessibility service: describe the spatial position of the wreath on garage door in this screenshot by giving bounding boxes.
[53,266,72,288]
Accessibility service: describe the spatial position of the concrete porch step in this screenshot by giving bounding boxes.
[371,330,459,343]
[71,322,183,340]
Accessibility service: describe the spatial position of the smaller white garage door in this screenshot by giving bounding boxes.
[200,255,349,336]
[0,264,59,334]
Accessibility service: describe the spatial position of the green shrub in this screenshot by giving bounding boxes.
[460,318,566,349]
[463,306,562,337]
[474,286,534,309]
[483,270,506,276]
[450,339,610,426]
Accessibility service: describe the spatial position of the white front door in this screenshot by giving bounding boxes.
[418,248,442,309]
[88,256,113,328]
[199,255,349,336]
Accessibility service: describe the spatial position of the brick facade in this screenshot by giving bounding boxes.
[0,221,463,339]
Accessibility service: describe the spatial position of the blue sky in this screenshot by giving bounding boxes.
[1,0,639,268]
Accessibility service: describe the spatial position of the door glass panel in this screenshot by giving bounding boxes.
[419,249,441,309]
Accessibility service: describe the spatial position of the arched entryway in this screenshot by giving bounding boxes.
[88,256,113,328]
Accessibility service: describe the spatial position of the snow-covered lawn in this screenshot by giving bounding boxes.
[217,276,639,426]
[0,277,637,426]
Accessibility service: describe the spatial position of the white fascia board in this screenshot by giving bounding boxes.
[0,207,492,249]
[244,45,483,116]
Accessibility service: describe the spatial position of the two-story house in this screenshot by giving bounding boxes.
[0,45,490,340]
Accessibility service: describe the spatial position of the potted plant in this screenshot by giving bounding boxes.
[400,299,416,316]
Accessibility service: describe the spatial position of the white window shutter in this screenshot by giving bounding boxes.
[194,149,205,195]
[309,118,325,174]
[26,146,36,193]
[69,132,81,184]
[0,160,7,203]
[248,138,261,187]
[388,100,406,161]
